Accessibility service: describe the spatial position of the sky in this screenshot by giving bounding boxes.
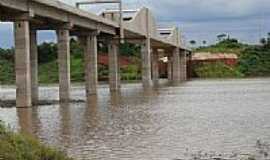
[0,0,270,48]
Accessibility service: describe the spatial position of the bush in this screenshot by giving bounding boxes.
[238,46,270,77]
[38,60,59,84]
[0,59,15,84]
[0,122,73,160]
[121,64,141,81]
[196,39,247,55]
[194,62,244,78]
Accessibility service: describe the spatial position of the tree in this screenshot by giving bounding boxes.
[189,40,196,46]
[202,40,207,46]
[38,42,57,64]
[267,32,270,46]
[260,38,267,46]
[217,34,227,42]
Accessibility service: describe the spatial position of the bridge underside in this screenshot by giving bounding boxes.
[0,0,191,107]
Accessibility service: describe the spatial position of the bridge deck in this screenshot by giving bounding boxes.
[0,0,188,50]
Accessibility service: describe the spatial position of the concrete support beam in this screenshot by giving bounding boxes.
[172,48,181,84]
[141,38,152,88]
[108,40,121,92]
[84,33,98,95]
[14,20,32,107]
[57,29,70,103]
[30,30,39,105]
[167,56,172,81]
[180,51,187,81]
[152,48,159,86]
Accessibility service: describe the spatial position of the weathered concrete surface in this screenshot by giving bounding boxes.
[180,51,187,81]
[108,40,121,92]
[83,33,98,96]
[0,0,192,108]
[141,38,152,88]
[30,30,39,105]
[172,48,181,84]
[14,20,32,107]
[167,56,173,81]
[57,29,70,103]
[152,48,159,86]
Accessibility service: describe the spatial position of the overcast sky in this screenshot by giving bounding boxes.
[0,0,270,48]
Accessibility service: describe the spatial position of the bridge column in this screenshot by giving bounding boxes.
[167,55,172,81]
[108,39,121,92]
[30,30,39,105]
[141,38,152,88]
[181,51,187,81]
[57,28,70,103]
[152,48,159,86]
[83,33,98,96]
[172,48,181,84]
[14,20,32,107]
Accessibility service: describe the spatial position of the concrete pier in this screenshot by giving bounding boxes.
[141,38,152,88]
[172,48,181,84]
[14,21,32,107]
[84,33,98,95]
[30,30,39,105]
[152,48,159,86]
[108,40,121,92]
[1,0,191,107]
[57,29,70,103]
[167,55,172,81]
[180,51,187,81]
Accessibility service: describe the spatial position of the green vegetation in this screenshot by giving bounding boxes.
[121,64,141,81]
[192,33,270,78]
[0,122,73,160]
[0,40,141,84]
[1,33,270,82]
[238,45,270,77]
[195,38,247,55]
[195,62,244,78]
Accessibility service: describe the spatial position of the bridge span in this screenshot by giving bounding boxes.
[0,0,191,107]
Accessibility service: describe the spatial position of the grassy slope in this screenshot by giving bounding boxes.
[195,39,247,55]
[0,122,73,160]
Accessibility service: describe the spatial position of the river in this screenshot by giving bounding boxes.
[0,78,270,160]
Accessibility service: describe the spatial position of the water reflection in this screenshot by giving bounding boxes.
[17,108,34,135]
[59,102,72,149]
[110,92,121,108]
[1,79,270,160]
[85,95,99,129]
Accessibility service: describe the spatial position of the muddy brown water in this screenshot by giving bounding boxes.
[0,78,270,160]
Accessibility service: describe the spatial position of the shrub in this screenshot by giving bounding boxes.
[238,46,270,77]
[121,64,141,81]
[194,62,244,78]
[0,122,73,160]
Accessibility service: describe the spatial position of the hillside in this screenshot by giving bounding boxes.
[192,36,270,78]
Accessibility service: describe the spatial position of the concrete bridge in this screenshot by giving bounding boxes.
[0,0,191,107]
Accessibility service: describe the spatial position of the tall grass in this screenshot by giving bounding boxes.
[0,122,73,160]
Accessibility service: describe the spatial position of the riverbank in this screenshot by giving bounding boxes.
[0,78,270,159]
[0,122,73,160]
